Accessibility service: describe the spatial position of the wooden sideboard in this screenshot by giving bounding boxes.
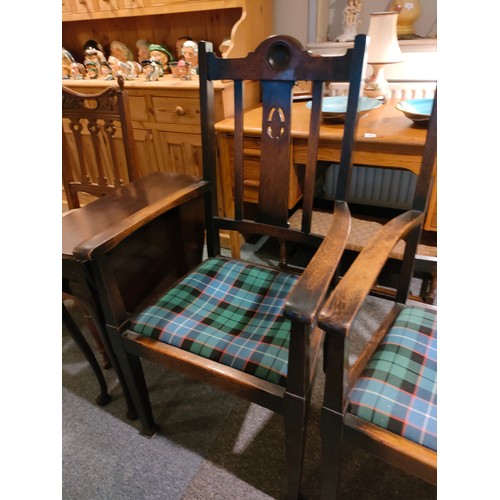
[62,0,272,61]
[62,0,271,214]
[63,77,257,173]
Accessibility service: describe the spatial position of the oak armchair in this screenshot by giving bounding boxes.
[317,96,437,498]
[80,34,369,498]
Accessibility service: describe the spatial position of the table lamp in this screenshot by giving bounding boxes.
[363,12,403,102]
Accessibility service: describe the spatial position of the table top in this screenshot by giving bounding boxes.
[62,172,204,259]
[215,98,428,149]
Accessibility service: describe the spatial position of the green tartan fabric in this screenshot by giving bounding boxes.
[348,306,437,451]
[130,257,299,385]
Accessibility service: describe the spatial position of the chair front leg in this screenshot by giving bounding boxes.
[283,321,314,499]
[107,324,160,437]
[284,390,310,500]
[320,405,344,500]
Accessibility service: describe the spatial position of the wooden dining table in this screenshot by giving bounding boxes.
[214,97,436,257]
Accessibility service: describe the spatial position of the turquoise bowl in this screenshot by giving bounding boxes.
[395,98,434,124]
[306,96,382,122]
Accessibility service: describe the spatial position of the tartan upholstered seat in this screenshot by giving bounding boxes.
[130,257,299,386]
[348,306,437,451]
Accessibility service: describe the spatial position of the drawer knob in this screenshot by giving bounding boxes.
[175,106,185,116]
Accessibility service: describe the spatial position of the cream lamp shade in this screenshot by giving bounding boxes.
[364,12,403,100]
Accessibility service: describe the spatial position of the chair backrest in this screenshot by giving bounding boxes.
[62,75,140,209]
[393,93,437,303]
[199,34,368,260]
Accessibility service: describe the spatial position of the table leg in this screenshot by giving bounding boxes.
[63,301,111,406]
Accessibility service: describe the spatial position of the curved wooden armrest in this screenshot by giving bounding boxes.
[318,210,425,336]
[285,200,351,324]
[68,173,209,261]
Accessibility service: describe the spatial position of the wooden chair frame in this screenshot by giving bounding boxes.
[62,74,146,373]
[317,96,437,498]
[62,75,140,209]
[75,35,369,499]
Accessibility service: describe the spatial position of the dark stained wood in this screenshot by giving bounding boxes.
[65,173,207,260]
[62,171,205,418]
[344,413,437,483]
[81,34,369,499]
[317,96,438,499]
[62,301,111,406]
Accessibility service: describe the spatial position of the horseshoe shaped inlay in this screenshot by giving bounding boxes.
[266,106,285,141]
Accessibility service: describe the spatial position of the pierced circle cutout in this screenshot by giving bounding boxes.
[267,42,291,71]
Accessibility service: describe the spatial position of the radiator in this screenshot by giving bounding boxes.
[322,163,416,209]
[321,81,436,209]
[327,81,436,100]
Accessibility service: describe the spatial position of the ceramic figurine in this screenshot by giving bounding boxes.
[149,44,174,76]
[141,59,161,81]
[136,39,152,64]
[181,40,199,75]
[176,59,190,81]
[99,61,114,80]
[131,61,143,76]
[62,48,75,79]
[82,40,106,66]
[108,56,123,79]
[84,47,106,66]
[110,40,134,63]
[84,60,100,79]
[120,61,137,80]
[70,62,86,80]
[175,35,193,61]
[336,0,362,43]
[169,61,179,78]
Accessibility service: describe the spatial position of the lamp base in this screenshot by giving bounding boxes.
[363,64,389,101]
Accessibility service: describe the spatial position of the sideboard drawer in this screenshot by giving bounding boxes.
[151,96,200,127]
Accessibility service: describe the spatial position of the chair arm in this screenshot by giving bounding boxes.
[318,210,425,336]
[71,174,209,261]
[285,200,351,324]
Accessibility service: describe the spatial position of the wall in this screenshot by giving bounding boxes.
[273,0,437,82]
[323,0,437,42]
[273,0,310,47]
[273,0,437,46]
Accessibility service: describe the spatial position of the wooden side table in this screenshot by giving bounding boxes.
[62,172,207,419]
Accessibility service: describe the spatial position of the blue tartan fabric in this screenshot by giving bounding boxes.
[348,306,437,451]
[129,257,299,386]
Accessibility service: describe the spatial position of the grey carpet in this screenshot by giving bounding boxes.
[63,237,437,499]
